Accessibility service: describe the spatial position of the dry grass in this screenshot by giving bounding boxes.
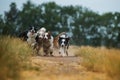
[0,35,33,80]
[21,71,109,80]
[75,46,120,80]
[1,36,118,80]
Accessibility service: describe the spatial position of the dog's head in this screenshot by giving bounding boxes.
[37,27,46,39]
[27,26,37,38]
[28,26,36,34]
[40,27,46,33]
[59,34,70,47]
[44,31,51,40]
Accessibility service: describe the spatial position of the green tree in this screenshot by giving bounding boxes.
[3,2,19,36]
[0,15,4,35]
[18,1,37,32]
[40,2,62,34]
[1,1,120,47]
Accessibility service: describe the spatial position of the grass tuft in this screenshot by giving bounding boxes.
[75,46,120,80]
[0,35,33,80]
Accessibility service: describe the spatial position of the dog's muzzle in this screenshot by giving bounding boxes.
[61,44,65,47]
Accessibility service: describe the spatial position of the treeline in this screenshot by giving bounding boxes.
[0,1,120,47]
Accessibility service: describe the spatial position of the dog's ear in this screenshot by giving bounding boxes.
[66,37,70,41]
[48,31,51,35]
[48,31,51,39]
[34,27,37,32]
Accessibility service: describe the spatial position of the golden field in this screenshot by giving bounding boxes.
[0,36,120,80]
[75,46,120,80]
[0,36,33,80]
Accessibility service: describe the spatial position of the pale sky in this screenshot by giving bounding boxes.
[0,0,120,15]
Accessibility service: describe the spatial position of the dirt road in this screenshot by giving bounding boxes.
[21,46,110,80]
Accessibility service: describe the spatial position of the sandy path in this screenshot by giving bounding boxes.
[21,46,110,80]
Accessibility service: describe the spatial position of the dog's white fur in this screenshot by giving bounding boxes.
[59,45,68,57]
[37,27,46,38]
[27,31,37,47]
[45,32,54,51]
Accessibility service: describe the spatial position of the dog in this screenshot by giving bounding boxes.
[58,32,70,57]
[35,27,46,55]
[37,27,46,39]
[27,27,37,48]
[54,32,66,48]
[42,31,54,56]
[18,26,37,41]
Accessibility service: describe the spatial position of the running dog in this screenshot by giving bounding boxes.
[58,32,70,57]
[35,27,46,55]
[27,27,37,48]
[43,31,54,56]
[18,26,37,41]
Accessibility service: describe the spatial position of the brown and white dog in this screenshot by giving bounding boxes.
[35,27,46,55]
[58,32,70,57]
[42,31,54,56]
[37,27,46,39]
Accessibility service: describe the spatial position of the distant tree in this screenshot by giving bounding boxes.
[0,15,4,35]
[40,2,62,34]
[1,1,120,47]
[60,5,76,32]
[72,7,100,46]
[3,2,19,35]
[98,13,117,47]
[18,1,37,32]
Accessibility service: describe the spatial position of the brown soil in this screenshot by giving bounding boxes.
[21,46,111,80]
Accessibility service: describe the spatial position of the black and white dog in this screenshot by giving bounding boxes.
[18,26,37,41]
[58,32,70,57]
[18,26,38,49]
[27,27,37,47]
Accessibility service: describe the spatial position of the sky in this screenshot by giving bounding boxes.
[0,0,120,15]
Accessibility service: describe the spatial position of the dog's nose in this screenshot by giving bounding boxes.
[43,37,48,40]
[61,44,64,47]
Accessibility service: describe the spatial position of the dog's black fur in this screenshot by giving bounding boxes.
[18,26,37,41]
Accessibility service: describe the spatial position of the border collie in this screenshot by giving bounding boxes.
[18,26,37,41]
[27,27,37,47]
[58,32,70,57]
